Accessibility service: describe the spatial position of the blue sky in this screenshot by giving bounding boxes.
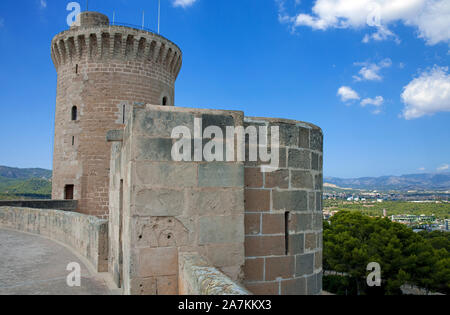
[0,0,449,178]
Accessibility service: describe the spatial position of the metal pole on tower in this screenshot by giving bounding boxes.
[142,10,145,29]
[158,0,161,34]
[86,0,89,11]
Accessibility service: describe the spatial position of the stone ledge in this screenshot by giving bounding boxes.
[0,200,77,211]
[179,253,250,295]
[0,206,108,272]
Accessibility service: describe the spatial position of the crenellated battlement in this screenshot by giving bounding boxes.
[51,25,182,78]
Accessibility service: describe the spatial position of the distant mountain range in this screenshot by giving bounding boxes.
[325,173,450,192]
[0,166,52,180]
[0,166,52,200]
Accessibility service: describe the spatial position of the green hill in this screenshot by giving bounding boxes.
[0,166,52,200]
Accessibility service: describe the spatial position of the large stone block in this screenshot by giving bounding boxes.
[272,190,307,211]
[265,256,295,281]
[135,137,173,161]
[186,189,244,216]
[198,215,244,245]
[136,110,194,137]
[198,163,244,188]
[137,247,178,277]
[135,162,197,188]
[265,169,289,189]
[245,189,271,212]
[288,149,311,169]
[296,253,314,276]
[244,258,264,282]
[135,189,184,217]
[281,277,307,295]
[245,235,285,257]
[291,171,314,189]
[310,129,323,152]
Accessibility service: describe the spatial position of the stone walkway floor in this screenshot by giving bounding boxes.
[0,228,113,295]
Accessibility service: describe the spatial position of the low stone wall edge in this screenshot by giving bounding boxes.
[0,206,108,272]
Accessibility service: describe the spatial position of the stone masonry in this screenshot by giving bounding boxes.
[51,11,324,295]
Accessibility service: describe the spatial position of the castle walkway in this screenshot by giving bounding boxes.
[0,228,113,295]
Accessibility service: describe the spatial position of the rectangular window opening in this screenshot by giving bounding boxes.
[64,185,74,200]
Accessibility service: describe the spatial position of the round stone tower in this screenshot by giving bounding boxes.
[51,11,182,217]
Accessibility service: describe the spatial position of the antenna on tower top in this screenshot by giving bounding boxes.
[158,0,161,34]
[86,0,89,11]
[142,10,145,30]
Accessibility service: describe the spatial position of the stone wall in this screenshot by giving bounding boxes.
[0,200,77,211]
[0,206,108,272]
[243,118,323,295]
[179,253,250,295]
[51,11,182,218]
[108,105,246,295]
[107,104,324,295]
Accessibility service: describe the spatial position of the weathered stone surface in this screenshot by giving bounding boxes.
[245,235,285,257]
[281,277,307,295]
[198,215,244,245]
[273,191,307,211]
[298,128,310,149]
[137,247,178,277]
[288,234,304,255]
[291,171,314,189]
[245,189,271,212]
[136,111,194,137]
[296,253,314,276]
[265,169,289,189]
[245,168,263,188]
[187,189,244,216]
[134,217,189,248]
[244,258,264,282]
[262,213,285,235]
[135,189,184,217]
[202,114,235,134]
[245,213,261,235]
[310,129,323,152]
[198,163,244,188]
[135,162,197,188]
[311,153,319,171]
[179,253,249,295]
[265,256,295,281]
[288,149,311,169]
[136,138,173,161]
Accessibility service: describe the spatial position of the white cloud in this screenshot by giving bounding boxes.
[418,167,426,171]
[361,96,384,107]
[277,0,450,45]
[173,0,198,8]
[338,86,360,102]
[437,164,449,171]
[353,58,392,82]
[40,0,47,9]
[401,66,450,119]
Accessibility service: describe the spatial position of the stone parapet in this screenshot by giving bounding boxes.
[179,253,250,295]
[0,206,108,272]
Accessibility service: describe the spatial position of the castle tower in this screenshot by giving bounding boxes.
[51,12,182,217]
